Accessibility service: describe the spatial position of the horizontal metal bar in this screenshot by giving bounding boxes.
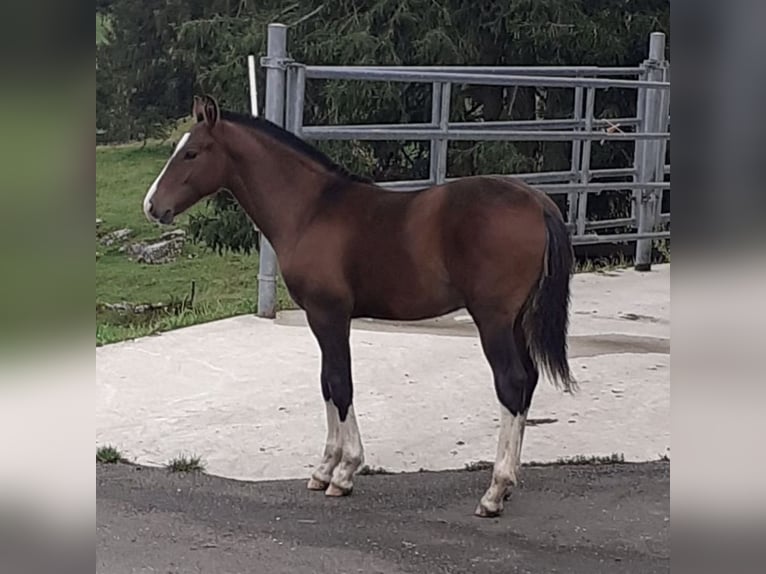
[321,117,640,132]
[537,182,670,193]
[582,217,636,230]
[450,117,641,130]
[571,231,670,245]
[377,168,639,188]
[513,167,638,183]
[304,68,670,90]
[373,174,667,193]
[377,179,435,190]
[302,126,670,141]
[582,213,670,231]
[506,170,579,184]
[305,65,643,77]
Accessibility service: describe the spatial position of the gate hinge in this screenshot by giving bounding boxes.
[260,56,295,70]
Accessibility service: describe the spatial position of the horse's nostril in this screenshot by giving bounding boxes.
[159,209,174,225]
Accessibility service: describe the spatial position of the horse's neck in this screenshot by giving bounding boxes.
[223,126,330,253]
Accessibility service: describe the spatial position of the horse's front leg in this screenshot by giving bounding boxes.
[306,400,342,490]
[305,309,364,496]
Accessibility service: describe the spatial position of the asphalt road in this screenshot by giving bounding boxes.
[97,461,669,574]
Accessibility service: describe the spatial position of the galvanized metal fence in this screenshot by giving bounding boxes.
[256,23,670,318]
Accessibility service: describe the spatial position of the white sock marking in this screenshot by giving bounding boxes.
[142,132,191,222]
[330,405,364,490]
[313,400,341,483]
[480,407,527,512]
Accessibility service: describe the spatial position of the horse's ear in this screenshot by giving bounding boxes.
[203,95,220,127]
[192,96,206,123]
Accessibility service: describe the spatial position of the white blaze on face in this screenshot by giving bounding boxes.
[142,132,191,222]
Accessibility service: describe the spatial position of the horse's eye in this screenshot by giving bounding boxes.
[184,150,198,160]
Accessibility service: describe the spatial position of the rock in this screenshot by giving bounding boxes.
[121,228,187,264]
[127,237,185,264]
[98,301,169,313]
[100,228,132,246]
[160,229,186,241]
[96,218,103,228]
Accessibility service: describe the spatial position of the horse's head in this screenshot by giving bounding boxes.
[143,95,230,224]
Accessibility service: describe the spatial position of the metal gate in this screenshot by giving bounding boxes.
[256,23,670,318]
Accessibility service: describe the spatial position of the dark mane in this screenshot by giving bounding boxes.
[220,110,372,184]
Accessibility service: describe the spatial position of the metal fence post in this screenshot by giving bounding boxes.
[631,65,647,224]
[429,82,450,185]
[257,23,288,318]
[576,87,595,237]
[653,63,670,224]
[634,32,666,271]
[285,64,306,135]
[568,83,583,225]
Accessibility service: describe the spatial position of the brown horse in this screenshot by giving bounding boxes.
[143,95,576,517]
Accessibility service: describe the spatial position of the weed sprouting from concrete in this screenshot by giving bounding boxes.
[97,445,126,464]
[166,454,205,473]
[574,253,631,274]
[527,453,626,467]
[464,460,494,472]
[357,465,393,476]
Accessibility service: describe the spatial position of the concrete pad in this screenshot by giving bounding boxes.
[96,264,670,482]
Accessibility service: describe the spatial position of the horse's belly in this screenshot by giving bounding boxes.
[350,270,462,320]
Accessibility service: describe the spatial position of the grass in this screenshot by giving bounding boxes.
[574,252,631,274]
[463,453,629,471]
[166,454,205,473]
[96,142,668,346]
[464,460,494,472]
[97,445,126,464]
[357,465,394,476]
[531,453,626,467]
[96,143,294,345]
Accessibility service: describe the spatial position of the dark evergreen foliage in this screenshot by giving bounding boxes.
[97,0,669,252]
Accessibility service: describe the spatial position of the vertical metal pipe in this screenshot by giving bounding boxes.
[576,87,595,236]
[429,82,451,185]
[631,66,647,223]
[258,23,288,318]
[247,54,260,240]
[247,54,259,117]
[284,65,306,135]
[436,82,451,184]
[429,82,442,184]
[568,84,583,225]
[635,32,665,271]
[292,66,306,136]
[284,65,296,132]
[653,63,670,224]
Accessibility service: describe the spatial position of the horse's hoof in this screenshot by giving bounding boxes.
[474,501,502,518]
[325,482,353,497]
[307,477,329,491]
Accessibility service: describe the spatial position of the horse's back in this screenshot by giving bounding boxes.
[287,176,551,319]
[347,177,549,317]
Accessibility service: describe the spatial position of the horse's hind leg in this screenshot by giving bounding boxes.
[472,309,539,518]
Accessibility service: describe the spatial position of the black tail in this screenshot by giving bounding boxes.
[522,208,577,392]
